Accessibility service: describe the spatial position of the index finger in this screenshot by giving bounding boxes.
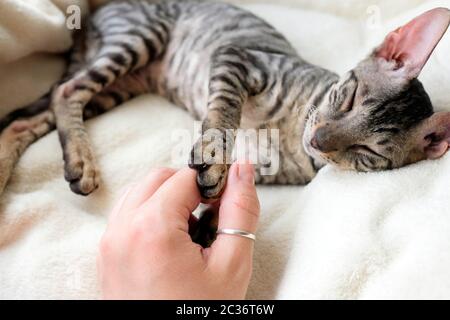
[140,168,201,228]
[121,168,177,212]
[109,168,177,223]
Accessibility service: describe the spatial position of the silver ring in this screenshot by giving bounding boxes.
[216,228,256,241]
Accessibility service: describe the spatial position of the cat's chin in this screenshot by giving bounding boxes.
[302,137,328,169]
[307,150,328,169]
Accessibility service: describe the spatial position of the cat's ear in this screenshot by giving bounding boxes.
[415,112,450,159]
[374,8,450,79]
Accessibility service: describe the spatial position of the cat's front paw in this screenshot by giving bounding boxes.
[189,131,232,199]
[195,163,228,199]
[63,140,100,196]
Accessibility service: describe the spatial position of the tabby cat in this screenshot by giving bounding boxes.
[0,0,449,199]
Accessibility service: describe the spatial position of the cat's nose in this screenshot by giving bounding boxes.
[310,126,337,153]
[310,137,320,150]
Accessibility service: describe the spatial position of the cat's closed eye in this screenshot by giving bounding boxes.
[348,144,382,158]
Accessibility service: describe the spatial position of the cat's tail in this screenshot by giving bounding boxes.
[0,92,52,132]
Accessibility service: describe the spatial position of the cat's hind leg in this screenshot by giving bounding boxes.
[53,27,168,195]
[0,111,55,194]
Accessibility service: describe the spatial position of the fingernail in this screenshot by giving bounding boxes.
[238,163,255,185]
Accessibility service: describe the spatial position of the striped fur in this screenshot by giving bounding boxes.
[0,0,445,198]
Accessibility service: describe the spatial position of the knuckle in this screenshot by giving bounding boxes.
[129,216,151,240]
[232,192,260,219]
[129,215,171,247]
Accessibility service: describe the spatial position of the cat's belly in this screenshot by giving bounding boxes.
[144,1,296,122]
[148,52,271,125]
[148,50,211,120]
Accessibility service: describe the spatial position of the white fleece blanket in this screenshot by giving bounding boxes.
[1,0,450,300]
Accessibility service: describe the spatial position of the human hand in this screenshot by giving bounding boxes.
[97,163,260,299]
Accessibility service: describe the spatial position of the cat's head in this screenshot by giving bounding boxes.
[304,7,450,171]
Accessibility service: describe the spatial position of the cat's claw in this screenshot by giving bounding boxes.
[194,163,228,199]
[64,146,99,196]
[189,135,230,199]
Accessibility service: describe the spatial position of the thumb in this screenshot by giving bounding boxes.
[208,163,260,275]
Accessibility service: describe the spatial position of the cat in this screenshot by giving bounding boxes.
[0,0,449,200]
